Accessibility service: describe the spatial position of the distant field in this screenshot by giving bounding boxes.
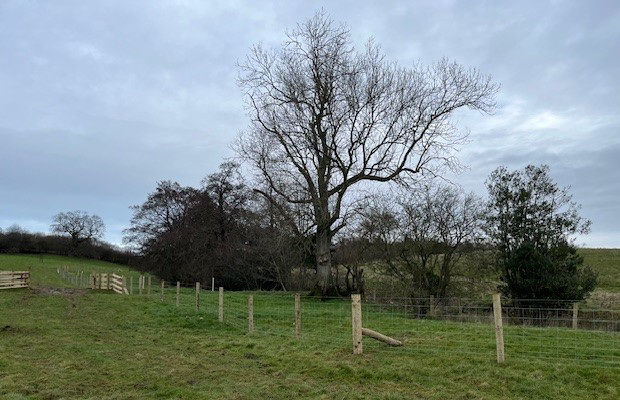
[0,253,136,287]
[579,248,620,293]
[1,249,618,292]
[1,252,620,399]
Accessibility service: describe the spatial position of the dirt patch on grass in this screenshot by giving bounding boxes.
[32,287,87,296]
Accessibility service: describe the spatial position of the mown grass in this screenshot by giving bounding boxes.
[1,253,620,399]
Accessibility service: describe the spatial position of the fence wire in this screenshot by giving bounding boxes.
[55,268,620,368]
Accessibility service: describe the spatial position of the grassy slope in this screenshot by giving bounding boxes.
[580,248,620,293]
[1,253,620,399]
[0,253,137,287]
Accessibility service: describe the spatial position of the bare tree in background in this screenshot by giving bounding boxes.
[202,161,252,241]
[51,210,105,250]
[361,185,485,300]
[237,11,498,296]
[123,181,198,252]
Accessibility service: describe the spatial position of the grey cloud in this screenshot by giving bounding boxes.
[0,0,619,246]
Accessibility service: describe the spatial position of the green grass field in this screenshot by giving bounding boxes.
[580,248,620,293]
[1,253,620,399]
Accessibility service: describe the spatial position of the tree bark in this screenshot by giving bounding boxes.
[316,227,333,297]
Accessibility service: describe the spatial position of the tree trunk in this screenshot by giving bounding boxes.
[315,227,333,298]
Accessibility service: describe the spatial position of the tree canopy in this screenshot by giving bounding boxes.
[237,10,498,295]
[485,165,596,303]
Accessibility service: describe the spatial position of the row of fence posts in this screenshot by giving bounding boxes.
[130,278,228,324]
[352,293,584,363]
[167,285,307,351]
[60,269,587,363]
[58,266,87,287]
[349,293,507,361]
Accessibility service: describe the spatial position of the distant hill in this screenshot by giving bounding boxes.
[579,248,620,293]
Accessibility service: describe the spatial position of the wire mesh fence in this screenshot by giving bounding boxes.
[55,267,620,368]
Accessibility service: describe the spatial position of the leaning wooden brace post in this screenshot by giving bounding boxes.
[572,303,579,329]
[218,287,224,322]
[248,295,254,333]
[176,281,180,307]
[492,293,505,363]
[362,328,403,346]
[160,280,164,302]
[294,293,302,339]
[351,294,363,355]
[195,282,200,311]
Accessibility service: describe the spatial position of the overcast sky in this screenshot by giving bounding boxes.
[1,0,619,247]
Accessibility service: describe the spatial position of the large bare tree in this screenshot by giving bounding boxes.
[237,11,498,295]
[51,210,105,249]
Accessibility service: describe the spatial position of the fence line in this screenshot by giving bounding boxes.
[54,267,620,368]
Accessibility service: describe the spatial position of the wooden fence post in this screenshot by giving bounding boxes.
[295,293,302,339]
[492,293,505,363]
[176,281,180,307]
[195,282,200,311]
[160,280,165,302]
[98,273,102,290]
[107,272,111,290]
[211,277,215,292]
[147,276,152,295]
[572,303,579,329]
[139,275,143,295]
[130,276,133,295]
[91,272,95,289]
[351,294,363,354]
[218,287,224,322]
[248,295,254,333]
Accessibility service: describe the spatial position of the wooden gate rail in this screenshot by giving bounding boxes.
[0,271,30,290]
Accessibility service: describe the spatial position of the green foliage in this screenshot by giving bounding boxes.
[486,165,596,302]
[501,242,597,302]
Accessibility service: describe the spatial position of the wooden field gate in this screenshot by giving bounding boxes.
[92,272,129,295]
[0,271,31,290]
